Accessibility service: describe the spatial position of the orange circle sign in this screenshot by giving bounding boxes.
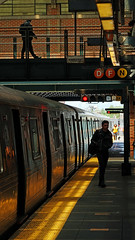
[94,68,104,79]
[105,68,115,78]
[117,68,127,78]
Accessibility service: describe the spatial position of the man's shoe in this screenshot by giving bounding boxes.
[100,183,106,188]
[98,180,106,188]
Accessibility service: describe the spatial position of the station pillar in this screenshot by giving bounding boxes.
[122,87,131,175]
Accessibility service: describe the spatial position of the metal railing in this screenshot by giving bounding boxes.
[0,25,102,59]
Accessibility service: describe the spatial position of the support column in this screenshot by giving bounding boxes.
[74,11,77,56]
[64,30,68,58]
[122,87,131,175]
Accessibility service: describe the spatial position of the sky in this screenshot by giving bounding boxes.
[65,101,123,111]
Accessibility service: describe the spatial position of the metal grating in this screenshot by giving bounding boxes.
[29,91,80,100]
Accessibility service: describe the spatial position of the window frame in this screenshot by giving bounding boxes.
[29,117,41,160]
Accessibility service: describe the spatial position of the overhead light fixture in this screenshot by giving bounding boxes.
[96,0,112,4]
[101,19,115,31]
[96,0,119,66]
[96,3,113,18]
[96,0,115,31]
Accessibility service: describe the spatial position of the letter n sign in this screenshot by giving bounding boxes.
[117,68,127,78]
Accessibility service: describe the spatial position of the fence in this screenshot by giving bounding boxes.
[0,25,103,59]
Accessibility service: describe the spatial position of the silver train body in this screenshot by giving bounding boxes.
[0,86,113,238]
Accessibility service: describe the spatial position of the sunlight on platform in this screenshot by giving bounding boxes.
[10,158,98,240]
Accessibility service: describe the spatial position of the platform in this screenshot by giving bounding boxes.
[9,157,135,240]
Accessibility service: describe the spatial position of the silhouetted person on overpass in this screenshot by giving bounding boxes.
[19,19,40,59]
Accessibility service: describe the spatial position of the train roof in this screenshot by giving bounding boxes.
[0,86,74,112]
[65,105,95,117]
[94,112,110,119]
[65,104,111,120]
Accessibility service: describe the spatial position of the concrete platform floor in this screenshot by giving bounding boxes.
[9,157,135,240]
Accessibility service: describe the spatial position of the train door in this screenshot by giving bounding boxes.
[61,114,67,178]
[77,116,82,166]
[0,107,18,235]
[80,117,84,164]
[75,116,80,168]
[92,119,97,134]
[87,118,90,149]
[65,116,76,175]
[20,110,47,212]
[12,109,26,218]
[43,112,52,192]
[82,117,89,161]
[46,111,64,190]
[52,114,65,187]
[72,115,79,169]
[87,118,93,143]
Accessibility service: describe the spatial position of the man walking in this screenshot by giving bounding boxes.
[91,120,113,187]
[19,19,40,59]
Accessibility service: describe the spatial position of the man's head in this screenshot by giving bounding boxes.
[24,19,31,25]
[102,120,109,132]
[24,19,32,26]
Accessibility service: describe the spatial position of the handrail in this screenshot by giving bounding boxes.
[0,25,103,59]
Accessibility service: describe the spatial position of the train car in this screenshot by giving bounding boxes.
[69,107,96,166]
[67,106,112,165]
[0,86,113,238]
[0,86,76,237]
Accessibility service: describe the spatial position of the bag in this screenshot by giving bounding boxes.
[19,23,24,35]
[88,142,97,155]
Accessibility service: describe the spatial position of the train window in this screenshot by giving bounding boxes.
[29,119,40,159]
[0,145,3,173]
[83,119,87,139]
[52,118,61,150]
[79,119,83,142]
[66,119,72,145]
[89,120,93,138]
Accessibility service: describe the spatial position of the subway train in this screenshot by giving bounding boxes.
[0,86,113,238]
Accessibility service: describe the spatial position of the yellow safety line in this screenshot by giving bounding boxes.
[11,158,98,240]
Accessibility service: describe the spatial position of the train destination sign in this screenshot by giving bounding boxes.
[93,67,133,79]
[105,108,124,114]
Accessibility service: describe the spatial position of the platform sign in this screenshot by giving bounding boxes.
[67,56,84,63]
[105,95,112,102]
[68,0,97,12]
[105,68,115,78]
[105,108,124,113]
[105,32,113,41]
[94,68,104,79]
[93,67,129,79]
[117,68,128,78]
[116,96,122,101]
[112,96,122,101]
